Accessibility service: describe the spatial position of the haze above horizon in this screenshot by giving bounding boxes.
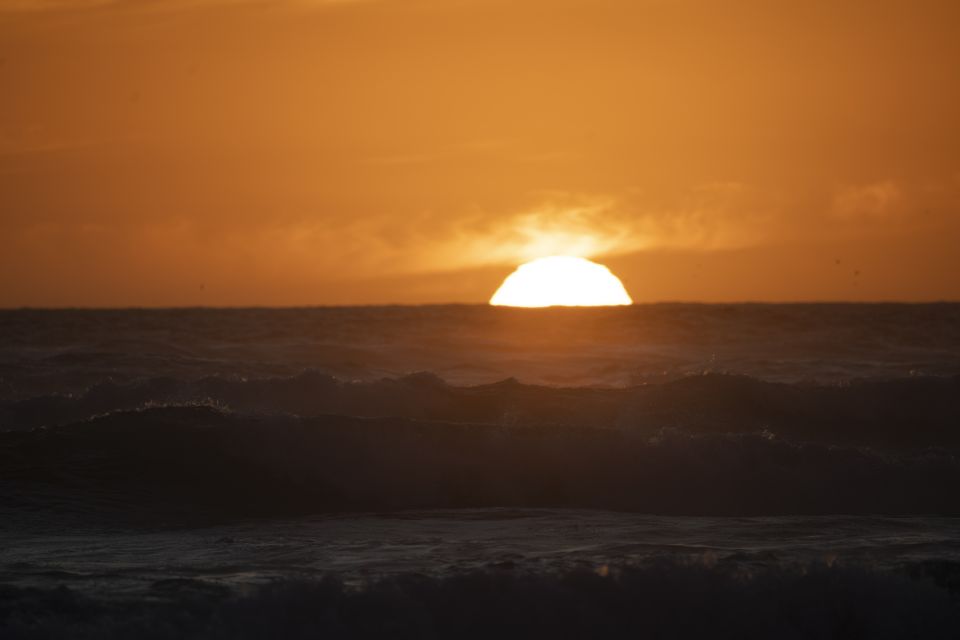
[1,0,958,306]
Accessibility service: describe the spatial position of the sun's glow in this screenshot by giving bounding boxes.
[489,256,633,307]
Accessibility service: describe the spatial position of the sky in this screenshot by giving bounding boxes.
[1,0,958,306]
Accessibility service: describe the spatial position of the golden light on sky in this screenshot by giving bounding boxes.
[0,0,958,306]
[490,256,632,308]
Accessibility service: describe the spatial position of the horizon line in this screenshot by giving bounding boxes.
[2,300,959,311]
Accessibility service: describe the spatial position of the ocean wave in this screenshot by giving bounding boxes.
[3,406,959,521]
[2,372,959,451]
[1,562,958,639]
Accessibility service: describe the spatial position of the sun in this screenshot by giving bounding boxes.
[490,256,633,307]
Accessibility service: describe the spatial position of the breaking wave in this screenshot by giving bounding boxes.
[2,562,959,639]
[2,372,960,450]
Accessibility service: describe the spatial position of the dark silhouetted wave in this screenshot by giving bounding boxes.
[3,405,960,522]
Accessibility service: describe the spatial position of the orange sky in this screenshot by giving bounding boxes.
[1,0,958,306]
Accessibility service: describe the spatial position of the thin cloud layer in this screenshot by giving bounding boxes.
[0,0,374,11]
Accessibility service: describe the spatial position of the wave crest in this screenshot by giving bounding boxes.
[2,372,959,451]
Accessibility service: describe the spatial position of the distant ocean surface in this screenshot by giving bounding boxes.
[2,304,960,638]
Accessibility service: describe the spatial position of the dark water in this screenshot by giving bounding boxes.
[2,304,960,638]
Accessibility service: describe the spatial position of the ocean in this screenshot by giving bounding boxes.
[2,304,959,638]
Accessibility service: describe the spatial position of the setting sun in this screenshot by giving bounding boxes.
[490,256,633,307]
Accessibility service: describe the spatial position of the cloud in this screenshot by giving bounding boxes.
[53,185,771,289]
[827,177,960,230]
[830,181,903,219]
[315,184,778,276]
